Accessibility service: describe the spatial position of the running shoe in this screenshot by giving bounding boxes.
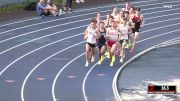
[101,55,105,62]
[110,60,114,67]
[91,56,95,62]
[112,55,116,62]
[120,58,123,63]
[85,62,89,67]
[125,39,131,49]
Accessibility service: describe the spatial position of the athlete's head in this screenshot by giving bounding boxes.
[90,18,97,27]
[106,13,111,20]
[125,2,131,9]
[109,15,114,22]
[112,7,119,14]
[97,12,101,18]
[99,22,105,28]
[135,7,141,14]
[129,7,135,14]
[110,20,116,27]
[122,17,128,24]
[124,12,129,18]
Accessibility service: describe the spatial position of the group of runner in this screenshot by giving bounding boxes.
[84,2,145,67]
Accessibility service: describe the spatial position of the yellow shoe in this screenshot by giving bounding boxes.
[98,60,102,65]
[112,55,115,62]
[105,51,108,56]
[125,40,131,49]
[110,60,114,67]
[105,51,110,58]
[100,56,105,62]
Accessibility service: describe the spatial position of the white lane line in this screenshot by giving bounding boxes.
[0,33,84,76]
[52,17,180,100]
[1,13,179,56]
[82,62,98,101]
[0,0,157,28]
[83,23,180,101]
[72,0,158,13]
[21,41,85,101]
[112,36,180,101]
[1,0,177,35]
[1,7,180,55]
[1,10,180,82]
[1,9,179,79]
[52,53,85,101]
[84,29,180,101]
[19,7,180,101]
[0,17,41,28]
[1,2,180,44]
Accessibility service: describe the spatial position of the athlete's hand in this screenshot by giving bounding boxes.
[140,25,144,28]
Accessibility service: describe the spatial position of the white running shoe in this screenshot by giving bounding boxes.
[80,0,85,3]
[85,62,89,67]
[120,58,123,63]
[76,0,80,3]
[91,56,95,62]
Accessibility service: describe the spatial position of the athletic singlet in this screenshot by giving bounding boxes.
[98,29,106,44]
[124,8,130,13]
[86,26,97,44]
[108,27,119,41]
[105,20,111,28]
[119,24,129,40]
[132,14,141,23]
[132,14,141,28]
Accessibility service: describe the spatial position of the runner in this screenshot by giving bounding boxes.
[118,17,131,63]
[122,2,131,13]
[111,7,119,22]
[96,12,103,27]
[130,7,144,54]
[106,20,119,67]
[104,14,114,28]
[84,18,100,67]
[97,22,107,65]
[104,15,114,58]
[124,11,131,49]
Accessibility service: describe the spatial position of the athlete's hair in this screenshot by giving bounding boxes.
[99,21,105,25]
[91,18,97,23]
[135,7,141,11]
[109,15,114,19]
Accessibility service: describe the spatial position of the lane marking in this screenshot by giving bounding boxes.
[0,0,158,28]
[112,36,180,101]
[5,80,16,83]
[21,41,84,101]
[1,9,180,55]
[1,2,180,44]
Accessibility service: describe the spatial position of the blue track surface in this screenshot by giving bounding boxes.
[0,0,180,101]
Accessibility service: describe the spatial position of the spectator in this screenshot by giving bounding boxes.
[47,0,59,16]
[37,0,58,16]
[61,0,73,13]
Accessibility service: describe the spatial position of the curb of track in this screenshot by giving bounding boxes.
[113,37,180,101]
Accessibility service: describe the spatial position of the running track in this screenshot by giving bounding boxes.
[0,0,180,101]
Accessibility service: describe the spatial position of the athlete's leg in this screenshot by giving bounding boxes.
[131,31,139,53]
[120,41,127,63]
[110,43,117,66]
[85,43,91,66]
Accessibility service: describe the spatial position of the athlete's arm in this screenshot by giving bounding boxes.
[140,14,145,28]
[83,28,88,40]
[104,28,109,40]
